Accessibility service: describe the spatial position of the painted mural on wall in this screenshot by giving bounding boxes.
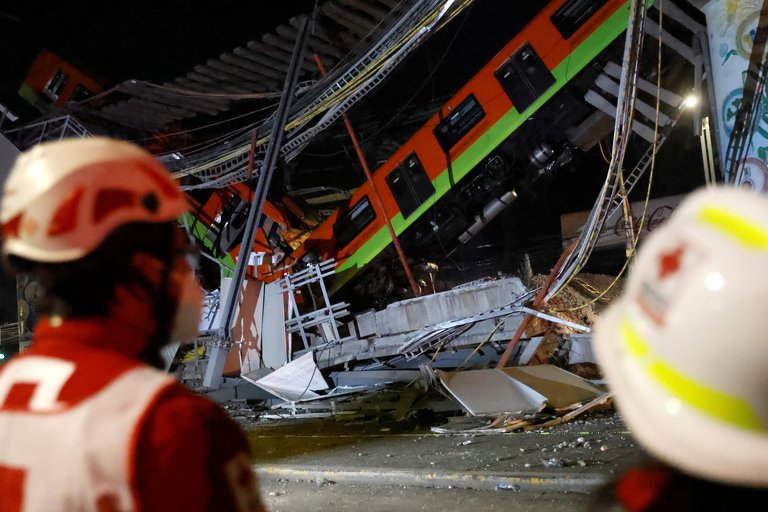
[560,195,683,250]
[703,0,768,190]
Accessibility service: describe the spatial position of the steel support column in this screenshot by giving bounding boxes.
[203,16,309,390]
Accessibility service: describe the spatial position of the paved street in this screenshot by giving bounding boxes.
[246,408,645,510]
[260,480,594,512]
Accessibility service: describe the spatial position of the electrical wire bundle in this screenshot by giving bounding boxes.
[546,0,650,301]
[166,0,474,188]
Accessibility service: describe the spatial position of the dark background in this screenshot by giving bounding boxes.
[0,2,315,111]
[0,2,709,319]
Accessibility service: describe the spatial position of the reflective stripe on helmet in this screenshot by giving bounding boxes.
[698,206,768,250]
[620,317,765,432]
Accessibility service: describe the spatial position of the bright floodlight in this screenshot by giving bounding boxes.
[683,95,698,109]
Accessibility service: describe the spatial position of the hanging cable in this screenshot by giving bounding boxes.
[545,0,649,302]
[560,0,666,313]
[598,139,611,164]
[173,0,474,184]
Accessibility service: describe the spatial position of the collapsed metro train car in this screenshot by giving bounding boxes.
[285,1,635,293]
[190,0,651,309]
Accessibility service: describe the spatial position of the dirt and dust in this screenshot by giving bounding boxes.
[247,406,644,512]
[244,404,642,478]
[525,273,624,336]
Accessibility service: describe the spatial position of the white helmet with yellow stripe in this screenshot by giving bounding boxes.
[594,185,768,487]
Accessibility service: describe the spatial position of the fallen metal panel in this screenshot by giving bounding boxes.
[436,369,547,416]
[247,352,329,402]
[515,336,544,365]
[501,365,602,410]
[240,368,280,400]
[568,335,596,365]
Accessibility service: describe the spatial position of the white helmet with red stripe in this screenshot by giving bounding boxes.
[1,137,188,262]
[594,185,768,486]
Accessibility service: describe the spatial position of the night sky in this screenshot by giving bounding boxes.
[0,2,300,325]
[0,2,314,106]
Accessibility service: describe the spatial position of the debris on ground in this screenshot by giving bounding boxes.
[198,271,625,441]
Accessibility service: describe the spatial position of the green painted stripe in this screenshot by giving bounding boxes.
[182,212,235,277]
[698,206,768,251]
[337,2,632,274]
[620,318,764,432]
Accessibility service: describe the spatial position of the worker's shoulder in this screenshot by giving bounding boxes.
[150,381,237,425]
[140,382,249,451]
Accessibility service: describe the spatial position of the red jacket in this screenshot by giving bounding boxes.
[0,317,265,512]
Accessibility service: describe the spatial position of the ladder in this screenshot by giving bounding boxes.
[606,108,682,220]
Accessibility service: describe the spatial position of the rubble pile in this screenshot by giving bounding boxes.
[198,267,626,438]
[525,273,624,336]
[224,381,460,427]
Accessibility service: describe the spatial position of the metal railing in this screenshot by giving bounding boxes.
[3,115,91,150]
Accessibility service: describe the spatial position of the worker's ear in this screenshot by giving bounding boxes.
[130,252,167,286]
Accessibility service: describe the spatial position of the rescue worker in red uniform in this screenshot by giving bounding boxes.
[592,186,768,510]
[0,137,266,512]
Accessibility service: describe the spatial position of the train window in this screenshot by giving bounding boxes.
[43,69,69,101]
[334,196,376,248]
[386,153,434,219]
[70,84,94,103]
[494,42,555,113]
[433,94,486,153]
[551,0,610,40]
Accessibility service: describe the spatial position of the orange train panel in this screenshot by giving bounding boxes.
[23,50,103,108]
[187,182,292,260]
[288,0,626,270]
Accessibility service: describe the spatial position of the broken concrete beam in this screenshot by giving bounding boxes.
[370,277,527,336]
